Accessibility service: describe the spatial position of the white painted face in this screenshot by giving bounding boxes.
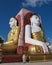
[30,15,40,26]
[9,17,17,28]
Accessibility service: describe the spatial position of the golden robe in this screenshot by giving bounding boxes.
[28,30,45,54]
[3,26,20,53]
[32,30,46,42]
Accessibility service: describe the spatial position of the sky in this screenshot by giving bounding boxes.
[0,0,52,44]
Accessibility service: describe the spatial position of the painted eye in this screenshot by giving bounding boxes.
[36,16,38,19]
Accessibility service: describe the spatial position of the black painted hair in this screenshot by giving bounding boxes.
[15,17,18,26]
[34,13,40,17]
[30,13,40,19]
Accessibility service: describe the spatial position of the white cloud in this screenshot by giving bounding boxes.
[22,0,52,7]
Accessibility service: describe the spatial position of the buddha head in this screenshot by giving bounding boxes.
[9,17,18,28]
[30,14,41,26]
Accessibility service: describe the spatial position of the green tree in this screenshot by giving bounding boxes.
[0,37,4,43]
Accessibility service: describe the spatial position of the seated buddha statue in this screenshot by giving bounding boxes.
[3,17,20,54]
[25,14,49,54]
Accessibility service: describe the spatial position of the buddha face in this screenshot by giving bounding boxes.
[9,17,17,28]
[30,15,40,26]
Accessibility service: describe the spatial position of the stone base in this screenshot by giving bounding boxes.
[1,54,52,63]
[29,54,52,62]
[2,55,22,63]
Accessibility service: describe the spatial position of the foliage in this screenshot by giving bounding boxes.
[0,37,4,43]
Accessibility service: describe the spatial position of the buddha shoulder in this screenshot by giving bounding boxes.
[14,26,20,29]
[8,26,20,35]
[13,26,20,31]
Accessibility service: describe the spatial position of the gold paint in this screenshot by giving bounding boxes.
[32,30,46,42]
[28,45,36,55]
[28,30,46,55]
[8,26,20,44]
[28,45,43,55]
[3,26,20,53]
[3,44,17,53]
[29,54,52,62]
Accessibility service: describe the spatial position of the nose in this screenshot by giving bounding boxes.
[9,21,11,25]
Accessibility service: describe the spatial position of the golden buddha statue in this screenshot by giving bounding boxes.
[2,17,20,54]
[25,14,49,54]
[30,15,47,54]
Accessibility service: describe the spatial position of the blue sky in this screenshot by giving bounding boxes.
[0,0,52,44]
